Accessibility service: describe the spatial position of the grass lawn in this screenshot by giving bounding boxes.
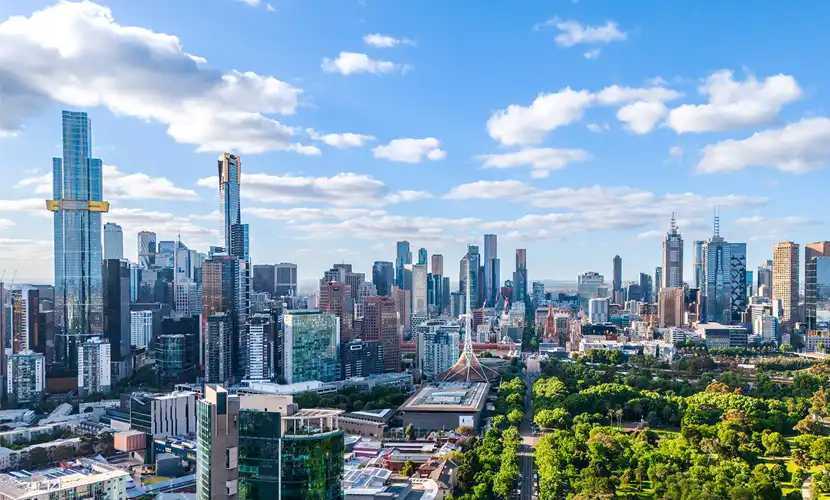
[142,476,171,485]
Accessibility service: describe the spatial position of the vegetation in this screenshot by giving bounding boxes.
[293,386,410,413]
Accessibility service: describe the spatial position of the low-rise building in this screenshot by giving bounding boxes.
[398,382,489,431]
[0,459,129,500]
[696,323,748,348]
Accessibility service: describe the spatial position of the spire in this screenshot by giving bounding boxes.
[669,212,677,234]
[713,206,720,239]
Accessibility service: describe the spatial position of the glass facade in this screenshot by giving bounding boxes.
[196,400,213,500]
[280,431,344,500]
[238,410,282,499]
[701,239,747,324]
[219,153,241,252]
[395,241,412,289]
[52,111,105,370]
[283,311,340,383]
[815,257,830,331]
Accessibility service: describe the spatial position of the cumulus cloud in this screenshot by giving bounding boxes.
[697,118,830,174]
[306,129,375,148]
[15,165,199,200]
[372,138,446,163]
[616,101,668,134]
[247,207,386,222]
[363,33,415,48]
[478,148,590,178]
[536,18,627,47]
[0,198,49,214]
[292,214,479,243]
[105,207,220,254]
[0,2,315,154]
[321,52,409,75]
[197,172,431,207]
[666,70,802,133]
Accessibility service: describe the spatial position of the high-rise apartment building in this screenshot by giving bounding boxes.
[274,262,298,297]
[202,254,248,382]
[78,337,111,396]
[103,259,131,378]
[155,316,199,386]
[355,282,378,319]
[513,249,528,303]
[283,310,340,383]
[138,231,157,269]
[393,287,411,333]
[612,255,622,293]
[806,242,830,331]
[252,264,276,295]
[588,298,609,323]
[693,240,705,289]
[395,241,412,289]
[412,264,428,315]
[131,310,154,347]
[9,286,39,354]
[372,261,394,297]
[701,217,747,324]
[773,241,800,331]
[205,313,233,384]
[247,313,275,380]
[219,153,242,254]
[483,234,500,307]
[48,110,107,371]
[103,222,123,260]
[362,296,399,373]
[661,214,684,289]
[431,254,444,276]
[418,247,428,266]
[344,271,365,302]
[6,352,45,406]
[654,267,663,299]
[659,288,685,327]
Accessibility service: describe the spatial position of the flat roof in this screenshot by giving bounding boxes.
[399,382,489,413]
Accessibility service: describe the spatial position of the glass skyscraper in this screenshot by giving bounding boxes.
[283,310,340,383]
[701,219,747,324]
[395,241,412,288]
[483,234,500,307]
[219,153,241,253]
[48,111,108,371]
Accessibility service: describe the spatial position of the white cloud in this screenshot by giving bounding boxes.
[247,207,386,222]
[266,4,275,12]
[478,148,590,178]
[487,84,680,145]
[236,0,260,5]
[666,70,802,133]
[363,33,415,48]
[547,19,627,47]
[635,230,663,240]
[105,207,220,254]
[0,2,315,154]
[372,138,446,163]
[0,198,48,214]
[583,49,601,60]
[321,52,409,75]
[197,172,430,207]
[669,146,683,159]
[306,129,375,148]
[0,219,16,230]
[616,101,668,134]
[697,118,830,174]
[15,165,199,200]
[292,214,479,243]
[587,123,609,133]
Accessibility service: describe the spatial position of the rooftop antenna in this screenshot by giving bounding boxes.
[670,212,678,233]
[713,206,720,239]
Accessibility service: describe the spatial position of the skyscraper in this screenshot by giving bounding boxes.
[196,385,240,500]
[252,264,276,295]
[412,264,428,315]
[418,247,428,266]
[102,259,131,380]
[773,241,800,331]
[612,255,622,293]
[201,255,247,383]
[460,246,482,309]
[47,111,108,371]
[757,260,773,298]
[661,213,684,289]
[395,241,412,288]
[372,261,394,296]
[103,222,123,260]
[483,234,500,307]
[431,254,444,276]
[513,249,528,303]
[219,153,241,253]
[275,262,298,297]
[701,216,747,324]
[805,242,830,331]
[362,296,399,373]
[319,281,353,342]
[138,231,156,269]
[654,267,663,299]
[283,310,340,383]
[693,240,705,289]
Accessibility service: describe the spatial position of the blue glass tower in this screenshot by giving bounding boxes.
[48,111,108,371]
[218,153,242,254]
[395,241,412,288]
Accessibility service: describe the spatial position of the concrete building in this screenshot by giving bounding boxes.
[130,391,197,438]
[754,315,780,346]
[588,298,609,324]
[412,264,428,316]
[431,254,444,276]
[319,281,353,342]
[103,222,123,261]
[77,337,111,396]
[6,352,45,406]
[661,214,684,289]
[398,382,489,431]
[196,385,240,500]
[131,310,154,347]
[773,241,800,331]
[577,272,605,299]
[696,323,748,349]
[362,296,399,373]
[805,242,830,331]
[658,288,685,327]
[612,255,622,294]
[0,459,129,500]
[341,339,381,379]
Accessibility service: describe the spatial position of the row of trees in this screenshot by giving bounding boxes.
[293,385,410,412]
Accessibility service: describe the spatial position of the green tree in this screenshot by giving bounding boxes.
[405,423,415,441]
[401,460,415,477]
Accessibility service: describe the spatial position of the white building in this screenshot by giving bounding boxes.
[412,264,428,316]
[0,458,129,500]
[355,282,378,319]
[246,314,272,380]
[588,298,609,324]
[6,352,45,405]
[130,310,154,347]
[174,279,200,316]
[578,272,605,298]
[103,222,124,261]
[78,338,111,396]
[129,391,197,437]
[414,319,460,376]
[754,315,780,345]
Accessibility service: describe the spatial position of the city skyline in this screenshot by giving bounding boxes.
[1,1,829,286]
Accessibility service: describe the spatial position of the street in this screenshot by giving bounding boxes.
[518,356,541,500]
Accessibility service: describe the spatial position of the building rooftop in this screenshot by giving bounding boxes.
[0,459,129,500]
[399,382,489,413]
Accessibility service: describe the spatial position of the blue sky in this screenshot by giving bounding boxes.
[1,0,829,290]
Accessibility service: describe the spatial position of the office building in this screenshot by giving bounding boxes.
[247,313,275,380]
[253,264,276,295]
[773,241,799,331]
[588,298,609,324]
[372,261,394,297]
[431,254,444,276]
[345,271,365,303]
[421,327,459,380]
[754,315,780,345]
[460,246,482,309]
[806,242,830,331]
[757,260,773,298]
[578,272,605,299]
[131,310,154,347]
[483,234,500,307]
[362,296,399,373]
[746,270,754,300]
[202,254,248,380]
[174,278,200,316]
[6,352,45,406]
[48,110,107,372]
[701,217,747,324]
[418,247,428,266]
[103,259,131,379]
[640,273,654,304]
[283,310,340,384]
[355,282,378,319]
[319,281,353,342]
[205,313,234,385]
[341,339,382,379]
[103,222,123,260]
[78,337,111,396]
[155,316,199,386]
[196,385,240,500]
[138,231,157,269]
[512,249,528,303]
[662,214,684,289]
[393,287,411,334]
[412,264,428,315]
[275,262,298,297]
[130,391,197,439]
[395,241,412,289]
[693,240,705,289]
[654,267,663,299]
[612,255,622,293]
[659,288,685,327]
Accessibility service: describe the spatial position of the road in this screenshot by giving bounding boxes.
[518,356,541,500]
